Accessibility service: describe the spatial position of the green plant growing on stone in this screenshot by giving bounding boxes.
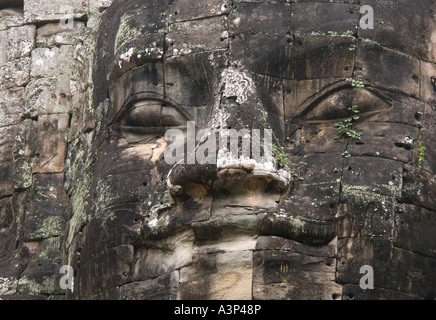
[265,133,306,180]
[417,135,427,168]
[346,77,365,88]
[271,134,293,171]
[348,44,358,51]
[341,151,351,158]
[334,105,363,142]
[272,143,292,171]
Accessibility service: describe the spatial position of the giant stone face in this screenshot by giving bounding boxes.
[0,0,435,300]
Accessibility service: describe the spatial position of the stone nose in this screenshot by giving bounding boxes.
[166,66,290,202]
[166,134,291,202]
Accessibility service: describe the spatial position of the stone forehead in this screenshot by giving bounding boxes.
[102,0,435,75]
[93,0,435,106]
[106,0,435,54]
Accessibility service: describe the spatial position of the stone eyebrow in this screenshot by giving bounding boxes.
[291,82,391,122]
[109,44,165,85]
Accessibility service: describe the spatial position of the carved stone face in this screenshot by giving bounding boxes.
[65,0,436,300]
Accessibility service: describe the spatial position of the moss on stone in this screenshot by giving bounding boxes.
[30,216,65,240]
[18,275,58,295]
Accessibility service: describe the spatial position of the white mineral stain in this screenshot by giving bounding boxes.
[118,47,134,68]
[222,67,255,104]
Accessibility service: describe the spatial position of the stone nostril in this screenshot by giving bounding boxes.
[213,168,289,196]
[265,180,284,194]
[245,179,259,192]
[167,162,217,198]
[184,183,207,202]
[169,184,183,196]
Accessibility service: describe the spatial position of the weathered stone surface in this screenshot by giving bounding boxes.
[347,123,418,163]
[394,204,436,258]
[279,153,343,222]
[420,60,436,103]
[416,127,436,173]
[0,25,35,63]
[133,230,193,282]
[109,62,165,120]
[229,2,290,35]
[0,1,24,8]
[167,16,228,57]
[337,237,436,298]
[0,87,27,127]
[255,236,336,257]
[0,248,29,296]
[170,0,231,22]
[0,57,31,89]
[253,248,342,300]
[33,114,69,170]
[290,2,360,35]
[119,271,179,300]
[0,198,16,256]
[79,203,143,264]
[22,173,68,241]
[341,156,403,199]
[89,0,114,12]
[18,237,64,295]
[230,33,292,79]
[75,245,133,299]
[402,165,436,211]
[0,8,24,31]
[24,0,88,23]
[0,163,14,198]
[30,46,75,78]
[343,284,423,300]
[178,248,253,300]
[164,52,226,119]
[13,119,37,158]
[36,22,86,47]
[355,42,421,98]
[338,194,395,239]
[0,125,18,164]
[25,77,73,116]
[12,156,33,190]
[294,35,355,80]
[360,0,436,62]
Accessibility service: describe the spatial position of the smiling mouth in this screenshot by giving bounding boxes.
[258,212,343,246]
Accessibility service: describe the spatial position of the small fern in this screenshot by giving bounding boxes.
[334,105,363,142]
[417,135,427,168]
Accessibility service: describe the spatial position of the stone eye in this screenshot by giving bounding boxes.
[119,100,187,128]
[303,89,353,122]
[302,88,390,123]
[116,99,188,143]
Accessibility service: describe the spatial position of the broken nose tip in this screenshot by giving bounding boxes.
[214,167,291,195]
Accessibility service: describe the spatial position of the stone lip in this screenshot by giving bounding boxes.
[258,212,341,247]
